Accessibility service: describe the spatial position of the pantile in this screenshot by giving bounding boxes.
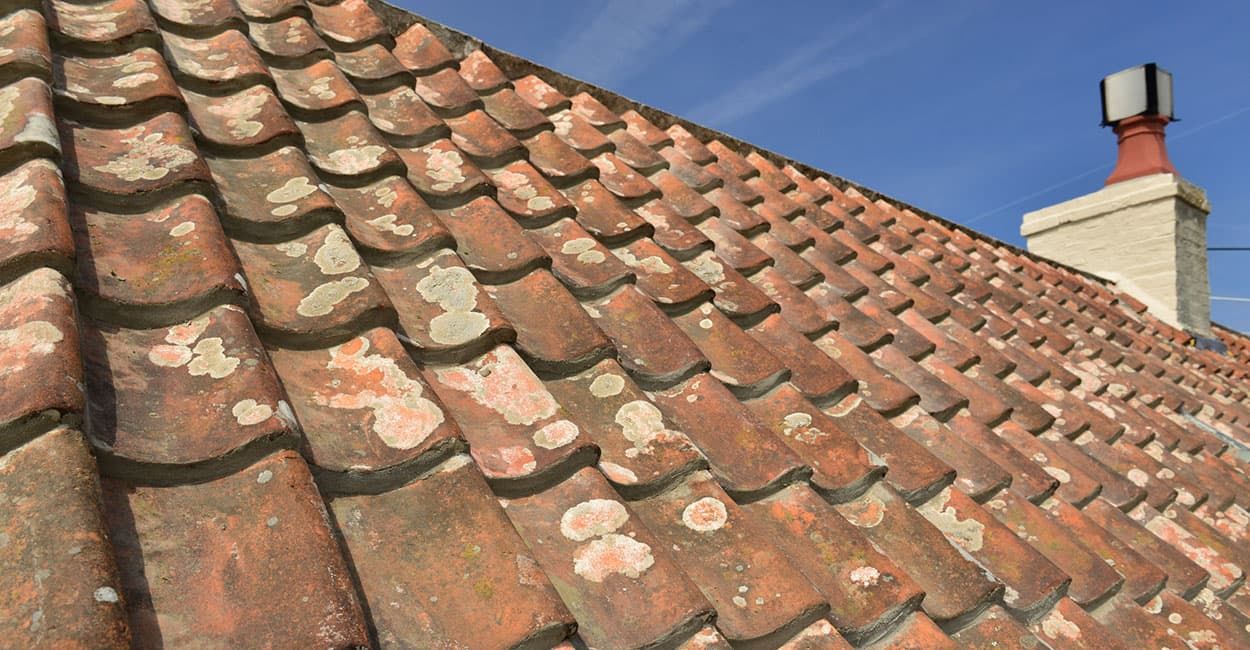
[6,2,1250,645]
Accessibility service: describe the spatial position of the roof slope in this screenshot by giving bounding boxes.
[3,0,1250,646]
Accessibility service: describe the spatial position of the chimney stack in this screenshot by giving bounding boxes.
[1021,64,1212,335]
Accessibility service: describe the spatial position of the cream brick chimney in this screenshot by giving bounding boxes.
[1021,63,1212,335]
[1021,174,1212,334]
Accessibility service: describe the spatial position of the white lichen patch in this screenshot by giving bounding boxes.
[533,419,579,449]
[433,347,559,426]
[0,164,39,242]
[916,488,985,552]
[325,144,387,175]
[781,412,830,445]
[614,247,672,275]
[826,394,862,418]
[318,336,445,449]
[573,534,654,583]
[168,221,195,237]
[848,566,880,588]
[186,337,240,379]
[296,276,370,317]
[560,237,605,264]
[614,400,680,457]
[232,399,273,426]
[588,373,625,398]
[275,241,307,257]
[682,496,728,532]
[492,169,554,212]
[93,586,119,603]
[312,226,362,275]
[1043,466,1071,484]
[1127,468,1149,487]
[560,499,629,541]
[599,461,638,484]
[307,76,337,101]
[425,147,466,192]
[266,176,318,204]
[113,71,158,88]
[1039,608,1081,640]
[415,264,489,345]
[366,214,414,237]
[0,321,64,376]
[93,128,197,182]
[686,252,727,285]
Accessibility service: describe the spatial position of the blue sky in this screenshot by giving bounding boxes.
[405,0,1250,333]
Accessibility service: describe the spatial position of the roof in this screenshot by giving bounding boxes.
[3,0,1250,646]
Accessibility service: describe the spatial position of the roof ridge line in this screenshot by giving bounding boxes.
[364,0,1118,290]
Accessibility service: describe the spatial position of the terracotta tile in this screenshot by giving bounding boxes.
[812,333,920,416]
[606,127,668,173]
[53,47,179,113]
[102,452,369,647]
[678,625,733,649]
[504,468,713,647]
[489,160,574,224]
[0,428,129,647]
[754,233,823,287]
[334,42,406,85]
[631,471,828,646]
[523,130,596,187]
[638,199,714,258]
[0,269,82,442]
[423,344,596,493]
[987,490,1124,608]
[570,92,623,130]
[685,249,778,321]
[1103,591,1248,649]
[1027,596,1127,649]
[306,0,386,46]
[857,301,936,360]
[392,23,454,74]
[777,619,854,649]
[945,416,1059,503]
[482,87,552,135]
[567,178,651,242]
[70,194,244,319]
[234,0,301,20]
[917,355,1012,426]
[550,108,614,155]
[650,374,809,499]
[659,146,722,192]
[370,248,513,361]
[452,49,503,92]
[413,67,482,116]
[707,140,758,180]
[1083,497,1210,599]
[994,422,1103,508]
[835,483,1001,625]
[1084,438,1182,510]
[0,11,51,86]
[46,0,156,47]
[915,486,1070,620]
[1038,495,1168,604]
[592,152,660,200]
[873,347,968,419]
[150,0,241,29]
[1191,586,1250,642]
[324,175,453,259]
[268,327,463,488]
[618,110,670,149]
[182,84,298,150]
[746,316,854,403]
[513,74,570,113]
[783,166,834,205]
[397,137,492,204]
[206,145,339,238]
[162,29,268,88]
[332,454,573,644]
[746,485,919,644]
[0,159,74,281]
[487,269,613,373]
[361,84,448,144]
[59,112,210,200]
[296,111,401,179]
[270,59,360,115]
[527,218,633,298]
[751,268,831,335]
[697,217,773,272]
[891,407,1009,499]
[807,291,891,350]
[747,384,881,500]
[746,151,796,192]
[437,196,549,280]
[861,612,956,650]
[247,16,331,62]
[81,303,296,471]
[655,170,718,223]
[447,109,523,164]
[544,360,704,497]
[584,286,708,386]
[1159,501,1250,580]
[672,303,789,397]
[949,605,1042,649]
[616,238,711,310]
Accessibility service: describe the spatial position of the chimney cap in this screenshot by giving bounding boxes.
[1100,63,1175,126]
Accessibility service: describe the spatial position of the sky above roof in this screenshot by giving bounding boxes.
[404,0,1250,333]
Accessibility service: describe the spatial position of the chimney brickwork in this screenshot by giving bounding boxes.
[1021,173,1211,334]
